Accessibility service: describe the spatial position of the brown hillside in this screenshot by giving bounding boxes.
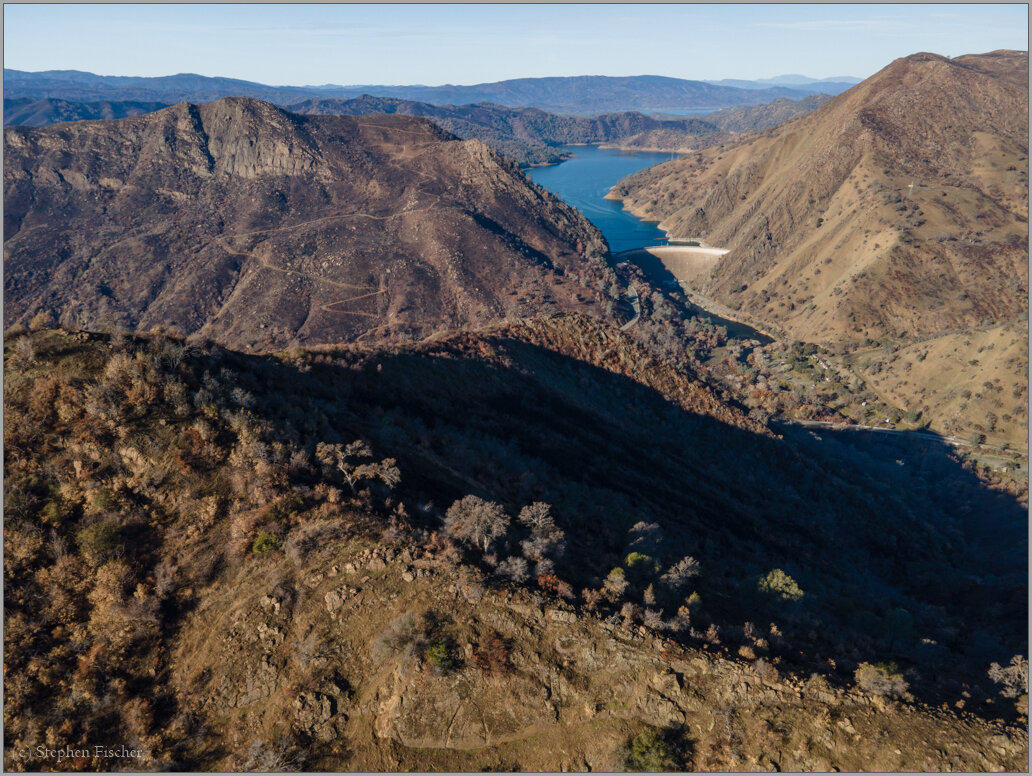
[610,50,1029,344]
[4,325,1028,770]
[4,98,618,350]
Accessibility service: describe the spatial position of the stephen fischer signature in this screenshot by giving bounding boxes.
[13,745,145,763]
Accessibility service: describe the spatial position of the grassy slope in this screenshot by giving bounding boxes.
[607,51,1029,451]
[852,323,1029,449]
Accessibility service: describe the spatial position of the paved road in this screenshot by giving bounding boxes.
[620,284,640,330]
[777,418,1017,455]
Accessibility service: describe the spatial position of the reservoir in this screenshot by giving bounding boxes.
[527,144,771,343]
[525,144,676,254]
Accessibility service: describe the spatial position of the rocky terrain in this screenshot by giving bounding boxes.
[4,97,621,350]
[609,50,1029,446]
[3,323,1027,770]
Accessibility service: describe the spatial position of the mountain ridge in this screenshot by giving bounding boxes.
[609,50,1029,341]
[3,97,622,349]
[4,68,818,113]
[608,49,1029,446]
[3,319,1027,769]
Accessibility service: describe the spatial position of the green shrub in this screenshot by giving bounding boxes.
[76,519,123,561]
[624,552,661,585]
[252,530,282,555]
[620,729,678,772]
[40,500,64,525]
[757,568,803,601]
[426,640,458,675]
[89,487,116,514]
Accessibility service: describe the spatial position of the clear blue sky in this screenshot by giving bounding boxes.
[4,3,1027,85]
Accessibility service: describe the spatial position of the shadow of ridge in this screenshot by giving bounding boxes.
[614,248,772,343]
[222,327,1027,712]
[783,422,1028,575]
[614,248,681,287]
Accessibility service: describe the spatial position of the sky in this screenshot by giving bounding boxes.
[4,3,1028,85]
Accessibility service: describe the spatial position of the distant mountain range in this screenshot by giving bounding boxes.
[286,96,720,166]
[704,75,861,95]
[3,96,171,127]
[5,68,830,114]
[3,92,830,168]
[603,95,833,152]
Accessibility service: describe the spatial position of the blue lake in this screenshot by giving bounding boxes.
[525,145,677,254]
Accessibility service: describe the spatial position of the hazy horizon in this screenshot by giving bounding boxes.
[4,3,1027,86]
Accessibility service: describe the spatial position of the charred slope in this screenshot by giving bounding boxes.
[10,323,1032,775]
[5,343,1028,770]
[4,98,619,350]
[610,50,1029,344]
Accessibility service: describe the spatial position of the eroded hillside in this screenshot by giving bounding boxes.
[4,98,619,350]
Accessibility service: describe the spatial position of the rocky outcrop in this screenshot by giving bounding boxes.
[174,548,1028,771]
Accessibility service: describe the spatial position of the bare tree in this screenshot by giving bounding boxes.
[517,502,555,534]
[443,495,510,552]
[495,556,530,583]
[518,501,567,564]
[660,556,700,593]
[988,655,1028,699]
[315,440,400,492]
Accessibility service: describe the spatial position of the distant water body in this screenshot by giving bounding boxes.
[525,145,675,254]
[638,108,718,115]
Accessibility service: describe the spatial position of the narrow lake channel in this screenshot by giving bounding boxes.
[524,144,675,254]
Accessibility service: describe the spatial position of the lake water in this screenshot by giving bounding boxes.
[638,108,718,116]
[525,145,676,254]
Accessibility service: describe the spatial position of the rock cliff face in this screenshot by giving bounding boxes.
[610,50,1029,344]
[4,97,617,350]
